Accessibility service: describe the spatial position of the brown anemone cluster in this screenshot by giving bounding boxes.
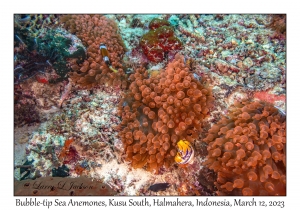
[203,100,286,195]
[117,54,214,173]
[60,15,127,88]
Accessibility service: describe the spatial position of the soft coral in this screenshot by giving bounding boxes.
[140,18,182,63]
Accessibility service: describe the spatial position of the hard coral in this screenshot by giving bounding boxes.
[118,54,214,173]
[140,18,182,63]
[14,14,60,37]
[203,100,286,195]
[60,15,127,88]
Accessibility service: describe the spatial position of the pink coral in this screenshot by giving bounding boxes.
[253,91,285,104]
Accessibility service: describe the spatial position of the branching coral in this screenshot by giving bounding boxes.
[117,54,214,173]
[203,100,286,195]
[140,18,182,63]
[60,14,127,88]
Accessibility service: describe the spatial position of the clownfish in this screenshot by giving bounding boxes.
[174,140,195,164]
[99,43,118,73]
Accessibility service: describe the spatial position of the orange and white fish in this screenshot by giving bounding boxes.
[99,43,118,73]
[175,140,195,164]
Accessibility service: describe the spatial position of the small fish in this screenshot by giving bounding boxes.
[148,183,171,192]
[274,105,286,116]
[125,68,134,75]
[193,73,201,81]
[175,140,195,164]
[99,43,118,73]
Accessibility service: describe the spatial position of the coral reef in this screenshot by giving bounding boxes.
[14,97,41,127]
[14,14,60,38]
[268,14,286,35]
[14,27,85,84]
[118,54,214,173]
[253,90,286,105]
[35,28,86,82]
[60,15,127,88]
[14,125,40,180]
[140,18,182,63]
[14,15,57,83]
[22,86,123,180]
[14,79,70,127]
[172,14,286,96]
[13,14,286,196]
[203,100,286,195]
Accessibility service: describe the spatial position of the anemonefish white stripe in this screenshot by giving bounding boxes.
[104,57,110,62]
[99,44,107,50]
